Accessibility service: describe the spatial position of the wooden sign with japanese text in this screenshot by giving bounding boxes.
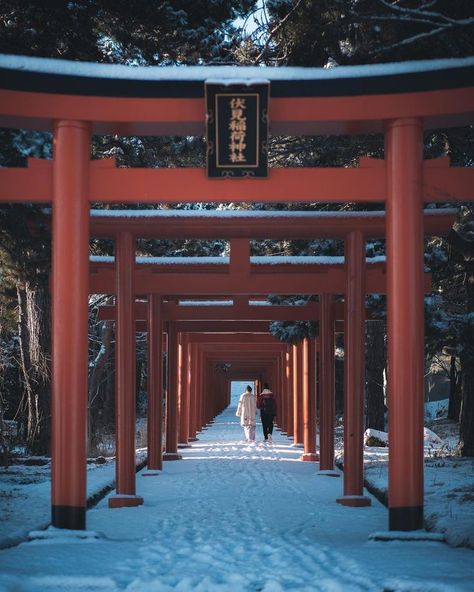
[205,82,269,178]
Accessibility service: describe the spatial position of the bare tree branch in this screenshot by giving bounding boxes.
[370,24,451,55]
[376,0,474,26]
[253,0,304,65]
[353,14,451,28]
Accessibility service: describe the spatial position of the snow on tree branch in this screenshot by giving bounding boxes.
[371,25,449,55]
[350,0,474,56]
[376,0,474,26]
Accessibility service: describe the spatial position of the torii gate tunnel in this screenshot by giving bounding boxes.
[0,54,473,533]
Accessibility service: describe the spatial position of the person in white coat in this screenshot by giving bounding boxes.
[235,385,257,442]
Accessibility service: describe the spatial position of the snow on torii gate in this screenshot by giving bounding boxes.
[0,54,473,533]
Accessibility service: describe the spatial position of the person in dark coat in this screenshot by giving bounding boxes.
[257,383,277,442]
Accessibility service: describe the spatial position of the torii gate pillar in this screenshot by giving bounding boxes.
[337,230,371,507]
[292,343,303,446]
[197,349,205,432]
[146,294,163,471]
[109,231,143,508]
[285,349,294,437]
[188,343,199,441]
[301,338,318,461]
[387,118,424,530]
[179,333,191,446]
[164,324,182,460]
[318,293,337,474]
[51,120,90,529]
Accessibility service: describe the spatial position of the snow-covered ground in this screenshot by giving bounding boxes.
[0,384,473,591]
[359,414,474,549]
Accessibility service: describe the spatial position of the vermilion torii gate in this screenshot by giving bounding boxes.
[0,54,473,532]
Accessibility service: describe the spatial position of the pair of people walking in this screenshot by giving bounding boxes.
[235,383,277,443]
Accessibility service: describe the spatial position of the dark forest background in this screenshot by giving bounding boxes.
[0,0,473,460]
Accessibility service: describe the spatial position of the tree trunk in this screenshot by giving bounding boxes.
[448,355,461,421]
[16,281,51,455]
[365,320,386,431]
[459,269,474,456]
[0,399,11,468]
[88,319,114,456]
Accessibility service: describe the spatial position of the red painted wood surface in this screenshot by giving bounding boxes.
[51,120,90,526]
[341,230,369,503]
[89,266,415,295]
[319,294,335,471]
[147,295,163,470]
[387,119,425,530]
[1,160,472,204]
[114,231,139,498]
[0,86,472,135]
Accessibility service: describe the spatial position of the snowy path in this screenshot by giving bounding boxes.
[1,395,473,592]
